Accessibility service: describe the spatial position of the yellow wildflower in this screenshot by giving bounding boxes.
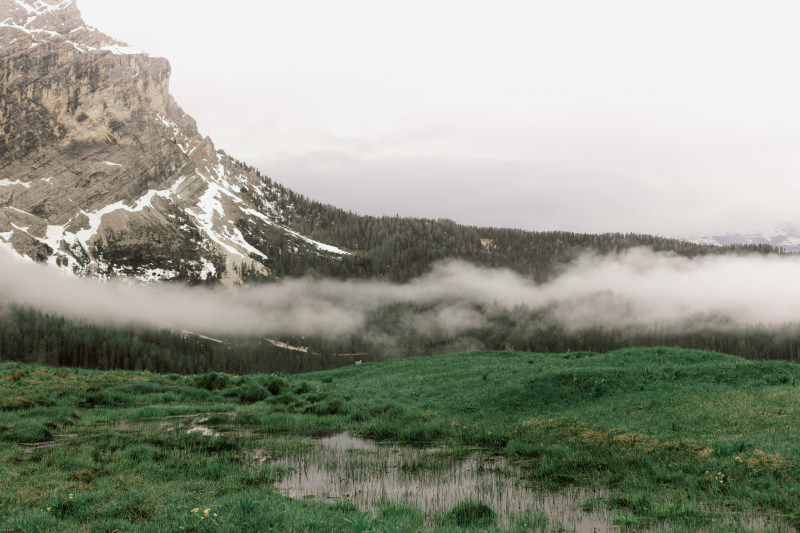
[204,508,210,516]
[191,508,199,513]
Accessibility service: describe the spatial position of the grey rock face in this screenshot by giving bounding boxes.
[0,0,348,283]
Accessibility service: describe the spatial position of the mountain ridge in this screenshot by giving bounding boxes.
[0,0,784,286]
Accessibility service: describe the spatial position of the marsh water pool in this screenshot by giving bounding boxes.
[270,432,798,532]
[103,411,798,532]
[273,432,614,530]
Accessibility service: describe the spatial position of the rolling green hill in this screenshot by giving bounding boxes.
[1,348,798,532]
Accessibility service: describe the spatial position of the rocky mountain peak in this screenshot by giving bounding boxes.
[0,0,349,284]
[0,0,123,52]
[2,0,82,29]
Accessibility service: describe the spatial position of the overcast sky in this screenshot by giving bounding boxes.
[76,0,800,236]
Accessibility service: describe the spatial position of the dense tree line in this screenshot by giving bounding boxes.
[292,301,800,364]
[2,302,799,376]
[367,306,798,362]
[0,305,379,374]
[235,166,783,283]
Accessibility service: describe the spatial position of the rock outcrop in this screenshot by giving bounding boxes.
[0,0,348,283]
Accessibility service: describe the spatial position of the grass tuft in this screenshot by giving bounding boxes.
[445,500,496,528]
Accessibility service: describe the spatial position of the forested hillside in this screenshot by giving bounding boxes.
[237,167,782,283]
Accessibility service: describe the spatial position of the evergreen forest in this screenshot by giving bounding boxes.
[232,165,782,283]
[2,302,800,376]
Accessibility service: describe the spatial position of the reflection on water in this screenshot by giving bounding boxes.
[318,432,378,451]
[272,433,798,532]
[274,432,610,530]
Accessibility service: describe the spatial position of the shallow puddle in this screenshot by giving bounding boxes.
[272,433,799,532]
[101,417,799,532]
[273,432,611,530]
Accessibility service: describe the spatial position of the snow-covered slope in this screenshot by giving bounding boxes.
[0,0,348,284]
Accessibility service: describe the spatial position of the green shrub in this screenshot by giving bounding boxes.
[239,384,269,404]
[1,422,52,443]
[192,372,232,391]
[397,421,445,444]
[293,381,314,394]
[301,392,325,404]
[445,500,496,528]
[307,399,347,416]
[263,375,289,396]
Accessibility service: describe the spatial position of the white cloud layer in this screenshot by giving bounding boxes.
[76,0,800,235]
[2,248,800,340]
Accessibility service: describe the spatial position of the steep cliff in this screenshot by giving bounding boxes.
[0,0,348,283]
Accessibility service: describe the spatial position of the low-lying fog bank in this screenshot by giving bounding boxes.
[2,247,799,352]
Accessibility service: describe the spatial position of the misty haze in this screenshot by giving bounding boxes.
[3,247,800,340]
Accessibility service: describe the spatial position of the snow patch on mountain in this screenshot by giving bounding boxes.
[157,113,196,155]
[100,44,145,56]
[13,0,73,16]
[1,0,141,55]
[0,179,31,188]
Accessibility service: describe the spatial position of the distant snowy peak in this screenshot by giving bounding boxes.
[0,0,137,54]
[681,225,800,252]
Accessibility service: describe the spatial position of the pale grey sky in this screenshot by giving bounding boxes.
[76,0,800,235]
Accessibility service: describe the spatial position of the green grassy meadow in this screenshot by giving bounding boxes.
[1,348,799,532]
